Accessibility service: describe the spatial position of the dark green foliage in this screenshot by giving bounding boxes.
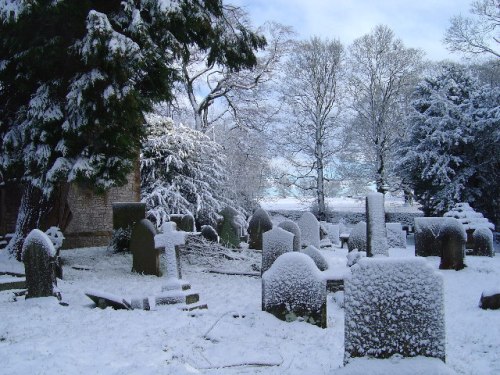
[248,208,272,250]
[217,206,243,248]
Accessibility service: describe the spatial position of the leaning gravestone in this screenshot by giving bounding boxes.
[278,220,302,251]
[344,257,445,364]
[473,227,494,257]
[414,217,447,257]
[438,218,466,270]
[130,219,161,276]
[218,206,243,248]
[366,192,388,257]
[262,252,327,328]
[248,208,273,250]
[347,221,367,253]
[261,227,294,275]
[22,229,58,299]
[297,211,320,249]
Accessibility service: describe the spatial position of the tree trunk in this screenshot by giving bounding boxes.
[7,182,72,261]
[316,129,326,221]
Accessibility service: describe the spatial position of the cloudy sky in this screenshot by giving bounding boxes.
[231,0,473,61]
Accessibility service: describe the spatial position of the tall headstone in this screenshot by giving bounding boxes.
[297,211,320,249]
[248,208,273,250]
[344,258,445,364]
[366,192,388,257]
[438,218,466,270]
[414,217,447,257]
[262,227,294,275]
[130,219,161,276]
[22,229,58,299]
[277,220,302,251]
[262,252,327,328]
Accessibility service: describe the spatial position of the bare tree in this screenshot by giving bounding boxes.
[444,0,500,59]
[276,37,346,220]
[178,5,293,132]
[347,25,423,193]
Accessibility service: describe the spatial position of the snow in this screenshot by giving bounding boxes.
[297,211,320,248]
[0,230,499,374]
[21,229,57,260]
[347,221,366,252]
[481,287,500,298]
[301,245,329,271]
[323,222,340,245]
[386,223,406,248]
[333,356,457,374]
[261,227,294,274]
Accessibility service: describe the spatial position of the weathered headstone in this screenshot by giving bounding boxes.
[386,222,406,249]
[156,222,186,280]
[248,208,273,250]
[366,192,388,257]
[22,229,58,299]
[472,227,494,257]
[479,288,500,310]
[262,227,294,275]
[179,214,195,232]
[344,258,445,364]
[277,220,302,251]
[262,252,327,328]
[347,221,366,252]
[297,211,320,249]
[218,207,243,248]
[414,217,447,257]
[111,202,146,252]
[438,218,466,270]
[301,245,329,271]
[200,225,219,243]
[130,219,161,276]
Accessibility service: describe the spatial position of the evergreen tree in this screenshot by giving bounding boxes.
[398,63,500,224]
[0,0,265,259]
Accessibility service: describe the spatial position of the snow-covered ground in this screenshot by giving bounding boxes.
[0,237,499,374]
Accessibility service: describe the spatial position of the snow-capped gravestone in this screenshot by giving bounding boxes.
[112,202,146,252]
[248,208,273,250]
[262,252,327,328]
[301,245,329,271]
[366,193,388,257]
[261,227,294,275]
[200,225,218,243]
[130,219,161,276]
[297,212,320,249]
[277,220,302,251]
[386,222,406,248]
[22,229,58,299]
[347,221,367,253]
[473,227,494,257]
[156,222,187,280]
[322,222,340,245]
[479,288,500,310]
[414,217,446,257]
[344,258,445,364]
[438,218,466,270]
[217,206,245,248]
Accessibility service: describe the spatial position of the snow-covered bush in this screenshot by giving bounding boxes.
[344,258,445,363]
[297,211,320,249]
[45,226,65,252]
[438,218,466,270]
[347,221,367,252]
[301,245,328,271]
[141,115,230,228]
[248,208,273,250]
[366,193,388,256]
[262,227,294,275]
[277,220,302,251]
[414,217,446,257]
[473,227,494,257]
[386,222,406,248]
[262,252,327,328]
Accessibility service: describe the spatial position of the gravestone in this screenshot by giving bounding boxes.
[344,258,445,364]
[200,225,219,243]
[438,218,466,270]
[323,222,340,245]
[218,207,243,248]
[179,214,195,232]
[22,229,58,299]
[366,192,388,257]
[156,222,186,280]
[248,208,273,250]
[297,211,320,249]
[479,288,500,310]
[130,219,161,276]
[112,202,146,252]
[301,245,329,271]
[472,227,494,257]
[277,220,302,251]
[414,217,447,257]
[262,252,327,328]
[262,227,294,275]
[347,221,366,253]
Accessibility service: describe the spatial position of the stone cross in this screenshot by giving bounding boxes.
[155,222,186,280]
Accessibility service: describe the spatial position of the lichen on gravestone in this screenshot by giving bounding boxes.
[22,229,59,299]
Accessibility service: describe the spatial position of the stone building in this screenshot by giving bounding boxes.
[0,163,140,250]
